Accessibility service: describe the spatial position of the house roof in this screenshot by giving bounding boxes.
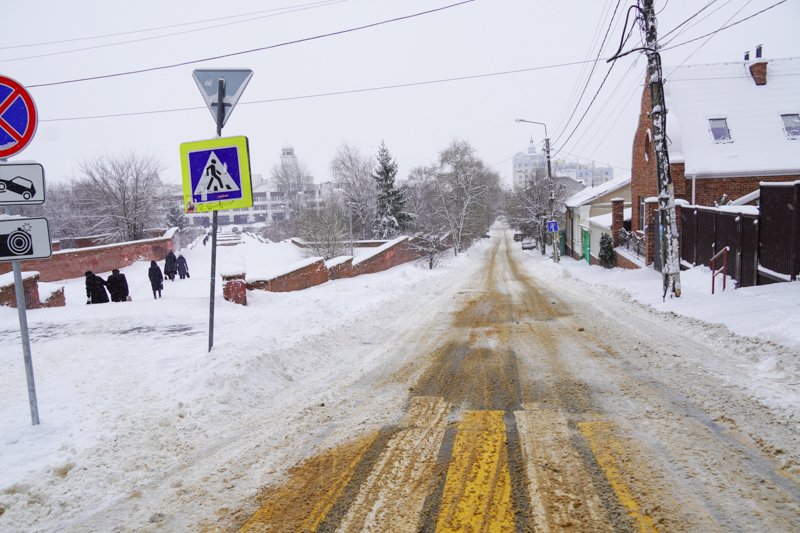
[588,207,631,229]
[664,57,800,177]
[565,175,630,208]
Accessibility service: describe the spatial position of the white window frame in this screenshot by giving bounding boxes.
[780,113,800,140]
[708,117,733,143]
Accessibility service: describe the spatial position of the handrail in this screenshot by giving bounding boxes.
[710,246,730,294]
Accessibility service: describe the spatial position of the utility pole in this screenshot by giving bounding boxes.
[544,137,560,262]
[642,0,681,298]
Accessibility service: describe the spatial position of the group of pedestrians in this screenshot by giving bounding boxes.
[85,251,190,303]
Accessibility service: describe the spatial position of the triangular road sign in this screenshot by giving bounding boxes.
[192,69,253,128]
[193,150,241,201]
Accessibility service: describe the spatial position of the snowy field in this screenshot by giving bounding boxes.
[1,227,798,531]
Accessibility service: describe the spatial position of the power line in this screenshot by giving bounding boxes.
[27,0,476,89]
[0,0,344,51]
[1,0,351,63]
[39,59,600,123]
[659,0,720,41]
[552,0,622,145]
[661,0,788,52]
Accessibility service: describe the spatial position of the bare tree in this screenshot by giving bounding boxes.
[329,143,377,240]
[508,174,571,255]
[432,140,500,255]
[406,165,450,268]
[295,199,348,259]
[75,153,167,242]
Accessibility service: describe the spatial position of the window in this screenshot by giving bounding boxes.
[782,114,800,139]
[638,196,645,231]
[709,118,732,142]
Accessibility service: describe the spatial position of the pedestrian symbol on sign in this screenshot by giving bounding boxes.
[192,150,241,202]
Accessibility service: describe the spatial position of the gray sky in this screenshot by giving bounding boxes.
[2,0,798,188]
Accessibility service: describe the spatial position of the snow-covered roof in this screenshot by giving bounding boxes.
[588,207,632,229]
[664,57,800,177]
[565,175,630,208]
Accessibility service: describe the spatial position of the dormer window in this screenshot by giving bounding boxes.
[782,114,800,139]
[709,118,732,142]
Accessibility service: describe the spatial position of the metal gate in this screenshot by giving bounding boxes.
[582,228,590,264]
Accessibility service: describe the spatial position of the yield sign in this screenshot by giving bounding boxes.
[192,69,253,129]
[0,76,38,159]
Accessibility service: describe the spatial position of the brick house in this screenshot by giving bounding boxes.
[630,53,800,234]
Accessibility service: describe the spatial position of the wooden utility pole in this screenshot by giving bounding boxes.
[642,0,681,298]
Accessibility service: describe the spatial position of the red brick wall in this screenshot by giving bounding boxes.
[328,258,355,280]
[0,235,175,282]
[611,199,624,247]
[692,175,798,206]
[222,273,247,305]
[0,274,39,308]
[615,252,641,270]
[631,78,658,232]
[247,259,329,292]
[351,238,422,276]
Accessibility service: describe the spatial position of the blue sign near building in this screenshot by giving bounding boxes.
[547,220,559,233]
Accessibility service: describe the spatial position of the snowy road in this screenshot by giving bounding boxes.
[2,227,798,531]
[237,231,799,532]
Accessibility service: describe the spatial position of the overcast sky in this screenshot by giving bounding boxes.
[3,0,798,188]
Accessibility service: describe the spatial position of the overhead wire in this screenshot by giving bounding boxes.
[39,58,600,123]
[27,0,476,89]
[0,0,351,63]
[552,0,615,136]
[552,0,622,145]
[0,0,345,51]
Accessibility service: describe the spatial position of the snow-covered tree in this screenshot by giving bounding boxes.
[432,140,500,255]
[599,232,616,268]
[329,143,377,240]
[406,165,450,268]
[372,141,410,239]
[166,203,188,230]
[75,153,168,242]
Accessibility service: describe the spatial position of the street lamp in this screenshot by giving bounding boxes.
[514,118,560,262]
[333,188,354,257]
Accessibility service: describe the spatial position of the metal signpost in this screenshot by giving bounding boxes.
[184,69,253,352]
[0,75,50,425]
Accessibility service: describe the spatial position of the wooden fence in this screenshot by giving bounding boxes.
[679,181,800,288]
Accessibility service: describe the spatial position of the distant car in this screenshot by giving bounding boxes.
[521,237,536,250]
[0,176,36,200]
[513,233,524,242]
[481,233,491,239]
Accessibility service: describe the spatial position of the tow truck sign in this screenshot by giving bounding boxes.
[0,162,45,205]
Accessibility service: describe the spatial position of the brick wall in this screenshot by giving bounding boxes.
[0,273,65,309]
[222,273,247,305]
[0,235,175,282]
[631,78,658,232]
[351,238,422,276]
[247,259,329,292]
[328,258,355,280]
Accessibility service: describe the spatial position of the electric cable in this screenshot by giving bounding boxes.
[0,0,345,51]
[27,0,476,89]
[1,0,351,63]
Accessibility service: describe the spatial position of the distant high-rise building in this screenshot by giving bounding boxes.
[512,138,547,190]
[512,139,613,190]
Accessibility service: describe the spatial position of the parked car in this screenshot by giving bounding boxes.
[521,237,536,250]
[0,176,36,200]
[513,232,524,242]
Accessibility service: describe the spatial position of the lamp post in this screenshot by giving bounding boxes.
[333,188,354,257]
[515,118,560,262]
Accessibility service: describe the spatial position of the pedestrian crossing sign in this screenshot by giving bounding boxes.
[180,136,253,212]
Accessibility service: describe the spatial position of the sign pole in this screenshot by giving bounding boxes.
[12,259,39,425]
[207,78,225,353]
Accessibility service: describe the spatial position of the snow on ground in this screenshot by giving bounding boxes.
[517,244,800,414]
[0,237,482,531]
[1,228,798,530]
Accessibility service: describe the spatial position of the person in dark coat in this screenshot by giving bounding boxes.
[148,261,164,299]
[84,271,109,304]
[106,268,130,302]
[164,251,178,281]
[176,254,190,279]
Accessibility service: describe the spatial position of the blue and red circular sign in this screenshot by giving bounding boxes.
[0,75,37,158]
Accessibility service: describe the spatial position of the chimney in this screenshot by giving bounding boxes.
[744,50,750,61]
[749,44,767,86]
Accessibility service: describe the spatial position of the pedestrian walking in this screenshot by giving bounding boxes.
[148,261,164,299]
[84,271,109,304]
[164,250,178,281]
[106,268,130,302]
[176,254,190,279]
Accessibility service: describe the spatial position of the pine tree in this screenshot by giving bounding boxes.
[372,141,410,238]
[166,203,188,230]
[599,232,616,268]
